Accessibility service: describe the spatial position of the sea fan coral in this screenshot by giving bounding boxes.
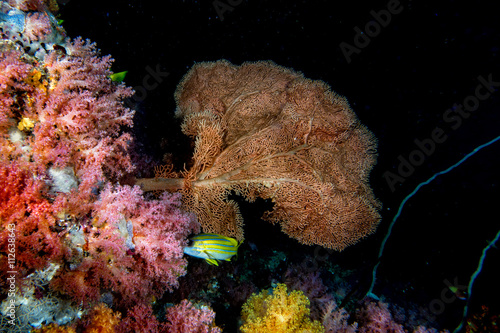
[137,60,381,250]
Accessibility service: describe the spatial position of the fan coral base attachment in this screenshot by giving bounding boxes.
[137,60,381,251]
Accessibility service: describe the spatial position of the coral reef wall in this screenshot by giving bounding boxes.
[1,2,200,331]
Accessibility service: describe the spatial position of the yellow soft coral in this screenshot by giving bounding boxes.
[240,283,324,333]
[17,117,35,131]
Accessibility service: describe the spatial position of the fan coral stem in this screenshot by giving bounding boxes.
[134,177,185,192]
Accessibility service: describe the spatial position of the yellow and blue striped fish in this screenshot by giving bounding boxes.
[183,233,240,266]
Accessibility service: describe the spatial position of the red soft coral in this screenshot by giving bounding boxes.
[0,163,63,278]
[117,302,162,333]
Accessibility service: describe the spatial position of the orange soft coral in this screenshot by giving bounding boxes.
[32,323,76,333]
[83,303,121,333]
[32,304,121,333]
[240,283,324,333]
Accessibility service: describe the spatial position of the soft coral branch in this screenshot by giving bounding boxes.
[50,185,198,306]
[0,47,33,132]
[32,38,135,180]
[0,163,64,278]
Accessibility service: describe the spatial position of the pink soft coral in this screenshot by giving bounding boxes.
[284,261,335,321]
[50,185,198,306]
[0,48,33,133]
[321,300,357,333]
[1,36,138,286]
[1,37,135,216]
[32,38,135,185]
[94,185,199,296]
[2,25,198,310]
[132,190,199,290]
[24,12,52,41]
[164,300,221,333]
[356,300,406,333]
